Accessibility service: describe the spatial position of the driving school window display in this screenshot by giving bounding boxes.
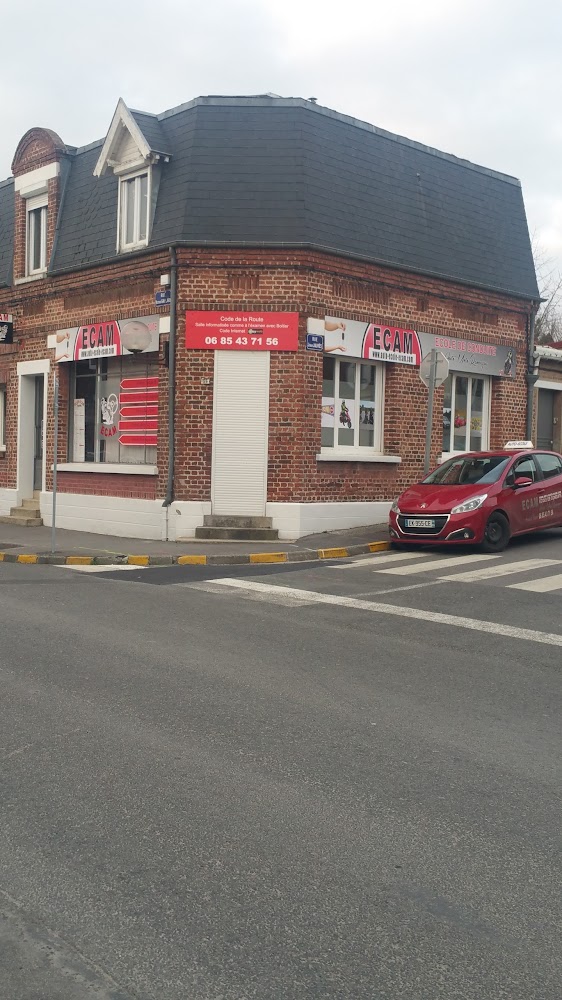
[56,316,160,466]
[309,315,516,455]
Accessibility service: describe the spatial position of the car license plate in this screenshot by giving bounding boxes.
[406,518,435,528]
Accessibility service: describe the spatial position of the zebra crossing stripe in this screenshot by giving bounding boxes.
[333,551,427,570]
[508,572,562,593]
[211,578,562,646]
[439,557,560,584]
[377,553,500,575]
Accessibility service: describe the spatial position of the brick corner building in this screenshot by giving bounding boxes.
[0,95,539,541]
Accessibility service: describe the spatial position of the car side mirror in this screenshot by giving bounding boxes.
[513,475,533,488]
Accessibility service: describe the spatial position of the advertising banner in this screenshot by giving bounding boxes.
[0,314,13,345]
[418,332,515,379]
[308,316,516,378]
[308,316,420,365]
[55,316,160,362]
[186,311,299,351]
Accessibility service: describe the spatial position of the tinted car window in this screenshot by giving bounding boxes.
[511,456,537,482]
[535,453,562,479]
[423,456,511,486]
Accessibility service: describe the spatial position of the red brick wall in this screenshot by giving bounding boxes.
[0,246,531,506]
[56,472,157,499]
[175,248,529,503]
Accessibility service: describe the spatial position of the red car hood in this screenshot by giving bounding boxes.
[398,484,490,513]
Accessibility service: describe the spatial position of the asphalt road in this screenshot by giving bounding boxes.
[1,529,561,999]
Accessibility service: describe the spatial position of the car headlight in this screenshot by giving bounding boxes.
[450,494,488,515]
[390,500,401,514]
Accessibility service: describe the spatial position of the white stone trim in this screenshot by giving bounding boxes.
[14,161,59,197]
[94,99,152,177]
[40,491,167,541]
[14,272,47,285]
[169,501,212,540]
[317,451,401,463]
[266,501,392,540]
[54,463,158,475]
[17,358,50,376]
[0,488,18,517]
[17,360,50,498]
[535,379,562,391]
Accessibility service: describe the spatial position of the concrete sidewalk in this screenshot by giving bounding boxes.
[0,521,390,566]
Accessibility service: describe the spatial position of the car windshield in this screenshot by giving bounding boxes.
[423,455,511,486]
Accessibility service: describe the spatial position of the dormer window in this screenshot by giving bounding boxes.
[26,195,48,275]
[119,170,149,251]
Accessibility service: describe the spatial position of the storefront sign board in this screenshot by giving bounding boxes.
[55,316,160,362]
[186,312,299,351]
[0,314,13,345]
[308,316,516,378]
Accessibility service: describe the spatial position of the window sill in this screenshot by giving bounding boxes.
[0,444,6,453]
[119,241,149,254]
[15,272,47,285]
[316,451,402,464]
[52,463,158,475]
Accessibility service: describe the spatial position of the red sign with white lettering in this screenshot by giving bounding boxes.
[186,311,299,351]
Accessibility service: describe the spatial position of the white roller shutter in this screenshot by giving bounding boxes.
[211,351,270,516]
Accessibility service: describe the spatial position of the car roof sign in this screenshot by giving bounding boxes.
[504,440,534,449]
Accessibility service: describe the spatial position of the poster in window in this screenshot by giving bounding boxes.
[338,399,355,431]
[359,401,375,427]
[73,399,86,462]
[321,397,335,428]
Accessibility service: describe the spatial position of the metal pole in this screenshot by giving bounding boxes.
[51,369,59,554]
[423,349,438,475]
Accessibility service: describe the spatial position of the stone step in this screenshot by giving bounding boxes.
[203,515,273,529]
[11,506,41,519]
[0,514,43,527]
[195,526,279,541]
[21,498,42,510]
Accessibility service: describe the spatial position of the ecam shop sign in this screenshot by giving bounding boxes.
[186,312,299,351]
[55,316,160,362]
[308,316,516,378]
[308,316,421,365]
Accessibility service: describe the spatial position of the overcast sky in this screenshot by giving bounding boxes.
[2,0,561,284]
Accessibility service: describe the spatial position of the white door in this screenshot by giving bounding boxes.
[211,351,269,516]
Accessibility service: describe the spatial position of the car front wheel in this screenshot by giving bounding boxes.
[481,511,510,553]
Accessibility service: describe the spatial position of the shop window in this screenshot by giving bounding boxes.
[119,170,149,250]
[70,356,158,465]
[442,374,489,455]
[26,196,48,275]
[321,357,383,453]
[0,385,6,450]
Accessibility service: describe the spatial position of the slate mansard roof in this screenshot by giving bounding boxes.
[0,95,539,300]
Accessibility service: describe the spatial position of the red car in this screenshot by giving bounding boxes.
[389,443,562,552]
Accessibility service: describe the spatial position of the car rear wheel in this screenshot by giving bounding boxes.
[481,512,510,553]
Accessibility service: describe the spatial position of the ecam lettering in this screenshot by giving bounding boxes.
[78,324,115,351]
[373,326,414,354]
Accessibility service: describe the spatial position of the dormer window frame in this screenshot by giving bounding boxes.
[26,192,48,276]
[117,166,151,253]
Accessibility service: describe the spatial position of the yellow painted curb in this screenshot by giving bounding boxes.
[0,553,4,561]
[17,553,39,564]
[177,554,208,565]
[249,552,288,564]
[128,555,150,566]
[318,546,349,559]
[66,556,94,565]
[368,541,391,553]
